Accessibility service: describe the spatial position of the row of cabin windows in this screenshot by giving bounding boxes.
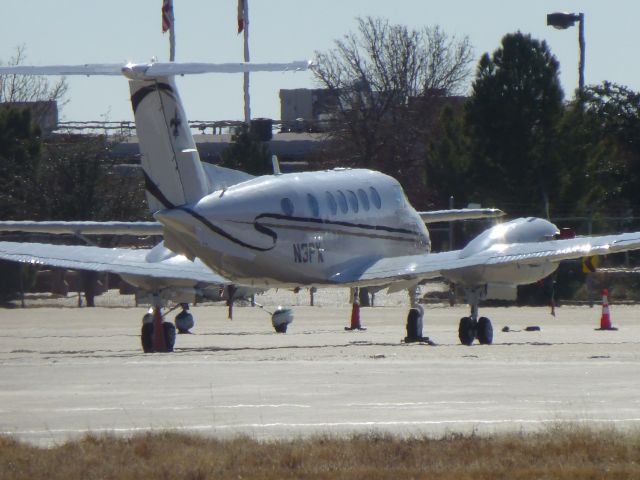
[280,186,383,218]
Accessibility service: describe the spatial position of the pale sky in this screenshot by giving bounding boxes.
[2,1,638,123]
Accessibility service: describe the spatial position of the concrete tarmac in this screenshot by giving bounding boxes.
[1,299,639,446]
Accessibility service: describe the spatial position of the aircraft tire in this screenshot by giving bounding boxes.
[458,317,476,346]
[274,323,288,333]
[163,322,176,352]
[141,323,154,353]
[175,311,194,334]
[405,308,422,340]
[477,317,493,345]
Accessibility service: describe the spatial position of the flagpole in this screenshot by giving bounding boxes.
[169,8,176,62]
[162,0,176,61]
[242,0,250,123]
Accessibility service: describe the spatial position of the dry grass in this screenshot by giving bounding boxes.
[1,425,639,479]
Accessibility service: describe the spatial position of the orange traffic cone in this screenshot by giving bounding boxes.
[596,288,618,331]
[345,298,366,331]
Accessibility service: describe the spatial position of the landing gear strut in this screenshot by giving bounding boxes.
[403,286,434,344]
[458,287,493,346]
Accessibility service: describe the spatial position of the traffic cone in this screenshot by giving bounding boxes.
[596,288,618,331]
[345,298,366,331]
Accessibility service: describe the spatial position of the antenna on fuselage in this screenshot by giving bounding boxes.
[272,155,282,175]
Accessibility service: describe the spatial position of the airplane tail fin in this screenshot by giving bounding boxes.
[129,77,209,213]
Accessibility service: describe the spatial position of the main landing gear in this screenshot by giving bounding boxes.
[458,287,493,346]
[140,296,177,353]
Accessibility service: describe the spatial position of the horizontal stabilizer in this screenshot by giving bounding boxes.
[0,61,311,79]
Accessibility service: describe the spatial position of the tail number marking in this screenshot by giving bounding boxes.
[293,242,324,263]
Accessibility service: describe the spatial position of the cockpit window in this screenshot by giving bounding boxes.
[357,188,370,211]
[347,190,359,213]
[325,191,337,216]
[369,187,382,209]
[281,197,294,216]
[392,185,407,208]
[307,193,320,218]
[337,190,348,214]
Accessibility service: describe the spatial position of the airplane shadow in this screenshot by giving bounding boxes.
[194,329,348,337]
[1,334,134,340]
[176,340,403,354]
[14,337,640,360]
[27,340,405,359]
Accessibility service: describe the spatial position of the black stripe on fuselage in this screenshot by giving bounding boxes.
[255,213,418,236]
[256,220,419,243]
[178,206,277,252]
[143,171,176,210]
[131,82,175,113]
[171,207,422,255]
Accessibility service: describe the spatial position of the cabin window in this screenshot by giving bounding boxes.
[369,187,382,209]
[326,191,338,216]
[337,190,348,214]
[307,193,320,218]
[348,190,359,213]
[357,188,370,211]
[281,197,294,216]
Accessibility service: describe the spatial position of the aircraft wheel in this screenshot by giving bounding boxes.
[405,308,422,341]
[274,323,288,333]
[141,320,176,353]
[175,310,194,333]
[477,317,493,345]
[458,317,476,346]
[163,322,176,352]
[141,323,154,353]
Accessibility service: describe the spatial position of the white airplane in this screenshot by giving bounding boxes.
[2,60,640,351]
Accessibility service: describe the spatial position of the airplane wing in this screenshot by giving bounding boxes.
[418,208,504,223]
[330,231,640,285]
[0,221,163,236]
[0,241,228,284]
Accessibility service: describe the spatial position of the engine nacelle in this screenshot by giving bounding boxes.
[136,287,197,305]
[485,283,518,301]
[460,217,560,259]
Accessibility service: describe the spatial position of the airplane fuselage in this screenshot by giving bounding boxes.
[157,168,430,287]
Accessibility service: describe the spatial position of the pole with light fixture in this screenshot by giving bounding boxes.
[547,12,585,94]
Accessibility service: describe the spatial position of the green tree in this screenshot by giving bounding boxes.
[0,107,41,219]
[465,32,564,215]
[425,105,473,204]
[36,134,148,221]
[553,82,640,232]
[220,124,271,175]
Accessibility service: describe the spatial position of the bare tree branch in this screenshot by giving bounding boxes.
[0,45,68,106]
[313,17,474,204]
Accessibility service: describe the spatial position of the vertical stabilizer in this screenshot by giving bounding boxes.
[129,77,209,213]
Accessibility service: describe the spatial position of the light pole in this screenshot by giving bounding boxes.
[547,12,585,94]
